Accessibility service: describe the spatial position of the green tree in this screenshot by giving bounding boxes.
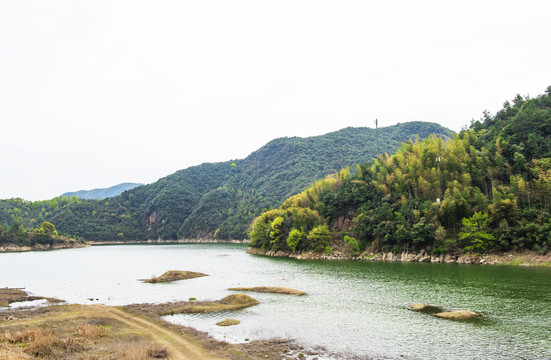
[269,216,286,248]
[459,212,494,253]
[286,228,304,251]
[250,220,271,249]
[39,221,58,236]
[343,235,361,256]
[307,225,331,252]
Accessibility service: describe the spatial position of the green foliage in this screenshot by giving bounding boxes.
[0,220,69,247]
[250,86,551,255]
[269,217,286,249]
[38,221,57,236]
[286,228,305,252]
[1,123,453,242]
[459,212,495,253]
[307,225,331,252]
[344,235,361,256]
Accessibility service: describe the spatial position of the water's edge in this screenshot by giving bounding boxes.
[90,238,250,245]
[0,242,89,253]
[247,248,551,266]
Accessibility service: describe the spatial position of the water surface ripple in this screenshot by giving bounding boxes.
[1,244,550,359]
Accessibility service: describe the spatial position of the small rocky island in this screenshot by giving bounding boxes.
[216,318,241,326]
[140,270,208,283]
[156,294,259,315]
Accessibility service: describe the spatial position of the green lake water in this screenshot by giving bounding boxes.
[1,244,550,359]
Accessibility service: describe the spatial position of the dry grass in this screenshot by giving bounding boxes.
[75,324,105,339]
[140,270,208,283]
[159,294,259,315]
[75,355,101,360]
[1,328,82,358]
[2,301,319,360]
[0,342,33,359]
[116,344,169,359]
[0,307,169,359]
[228,286,307,296]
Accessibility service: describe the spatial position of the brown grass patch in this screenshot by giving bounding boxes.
[1,328,82,358]
[228,286,307,296]
[159,294,259,315]
[140,270,208,283]
[116,344,168,359]
[0,342,33,359]
[75,324,105,339]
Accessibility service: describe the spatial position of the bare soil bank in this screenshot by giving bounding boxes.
[247,248,551,267]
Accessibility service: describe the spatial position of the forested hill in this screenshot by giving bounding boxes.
[0,122,453,241]
[249,86,551,256]
[61,183,143,200]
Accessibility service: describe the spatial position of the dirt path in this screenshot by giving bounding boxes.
[90,304,224,360]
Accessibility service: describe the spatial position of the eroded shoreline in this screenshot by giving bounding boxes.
[0,242,89,253]
[247,248,551,266]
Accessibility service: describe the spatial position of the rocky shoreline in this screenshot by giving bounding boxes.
[246,248,551,266]
[90,238,250,245]
[0,242,89,253]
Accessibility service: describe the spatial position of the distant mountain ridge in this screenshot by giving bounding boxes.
[61,183,143,200]
[0,122,454,241]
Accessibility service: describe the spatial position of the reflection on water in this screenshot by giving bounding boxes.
[1,244,550,359]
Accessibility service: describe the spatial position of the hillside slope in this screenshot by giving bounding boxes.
[0,122,453,241]
[249,86,551,256]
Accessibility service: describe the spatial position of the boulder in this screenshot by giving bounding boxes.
[434,310,479,320]
[409,303,443,313]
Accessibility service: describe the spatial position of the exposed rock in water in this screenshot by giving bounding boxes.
[409,304,443,314]
[409,303,480,320]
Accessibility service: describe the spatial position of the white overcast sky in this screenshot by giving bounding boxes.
[1,0,550,201]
